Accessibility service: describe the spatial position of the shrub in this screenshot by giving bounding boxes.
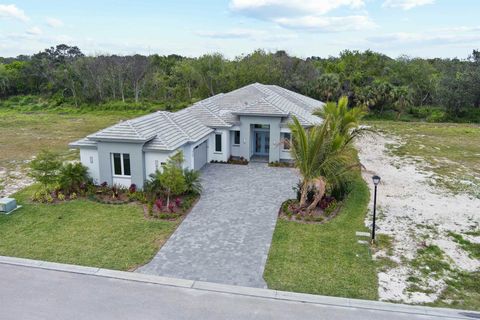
[168,202,175,213]
[31,188,50,203]
[58,162,89,194]
[29,150,62,188]
[129,184,137,193]
[155,199,163,210]
[175,197,182,207]
[70,192,77,200]
[183,169,202,195]
[57,192,66,201]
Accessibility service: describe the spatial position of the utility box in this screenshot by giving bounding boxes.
[0,198,17,214]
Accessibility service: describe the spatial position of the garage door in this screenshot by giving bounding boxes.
[193,141,207,170]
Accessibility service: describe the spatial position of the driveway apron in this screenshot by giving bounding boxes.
[136,162,298,288]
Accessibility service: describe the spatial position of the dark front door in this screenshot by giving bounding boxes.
[254,131,270,156]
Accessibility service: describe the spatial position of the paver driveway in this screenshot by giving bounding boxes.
[137,162,298,288]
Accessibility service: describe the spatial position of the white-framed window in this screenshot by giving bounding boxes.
[112,153,131,176]
[215,133,222,152]
[282,132,291,150]
[233,131,240,145]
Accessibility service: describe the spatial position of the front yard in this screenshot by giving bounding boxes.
[264,173,379,300]
[0,186,179,270]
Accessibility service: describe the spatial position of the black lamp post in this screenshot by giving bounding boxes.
[371,175,381,243]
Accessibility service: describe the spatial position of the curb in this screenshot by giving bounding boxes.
[0,255,478,319]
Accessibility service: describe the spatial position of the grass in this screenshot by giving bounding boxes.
[263,173,379,300]
[0,108,148,172]
[367,121,480,198]
[0,186,178,270]
[448,232,480,259]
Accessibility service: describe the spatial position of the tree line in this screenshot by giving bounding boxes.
[1,44,479,120]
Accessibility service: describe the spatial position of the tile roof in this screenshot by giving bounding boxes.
[71,83,324,151]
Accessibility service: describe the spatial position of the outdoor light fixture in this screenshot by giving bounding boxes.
[371,175,381,243]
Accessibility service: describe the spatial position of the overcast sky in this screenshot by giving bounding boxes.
[1,0,479,59]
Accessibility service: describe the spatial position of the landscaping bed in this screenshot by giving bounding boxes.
[279,197,341,224]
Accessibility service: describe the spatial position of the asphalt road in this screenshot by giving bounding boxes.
[1,263,478,320]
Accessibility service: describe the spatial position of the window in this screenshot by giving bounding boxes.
[215,133,222,152]
[113,153,122,175]
[282,133,291,150]
[254,124,269,129]
[112,153,131,176]
[89,156,94,164]
[233,131,240,145]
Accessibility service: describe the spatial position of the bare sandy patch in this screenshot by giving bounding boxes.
[357,133,480,304]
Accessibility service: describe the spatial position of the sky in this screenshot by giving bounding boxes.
[0,0,479,59]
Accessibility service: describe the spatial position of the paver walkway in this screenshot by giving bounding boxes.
[136,162,298,288]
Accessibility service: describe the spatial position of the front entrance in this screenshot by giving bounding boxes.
[254,131,270,156]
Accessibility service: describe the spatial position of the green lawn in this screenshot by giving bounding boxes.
[0,186,178,270]
[264,174,379,300]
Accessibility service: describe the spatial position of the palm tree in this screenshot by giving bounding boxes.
[290,96,368,212]
[392,86,413,119]
[314,96,366,139]
[289,117,353,211]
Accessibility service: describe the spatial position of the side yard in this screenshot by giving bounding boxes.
[0,109,146,197]
[358,121,480,311]
[0,186,179,270]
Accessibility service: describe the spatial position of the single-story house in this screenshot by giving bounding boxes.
[69,83,324,188]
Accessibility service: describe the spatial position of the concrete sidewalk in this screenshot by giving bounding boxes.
[1,256,479,320]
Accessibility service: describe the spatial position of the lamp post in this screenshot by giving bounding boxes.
[371,175,381,243]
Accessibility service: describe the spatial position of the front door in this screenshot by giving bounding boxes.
[254,131,270,156]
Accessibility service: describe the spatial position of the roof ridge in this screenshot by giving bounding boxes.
[260,97,288,115]
[196,101,229,126]
[125,120,144,139]
[163,112,192,141]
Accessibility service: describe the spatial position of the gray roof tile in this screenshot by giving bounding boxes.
[72,83,324,151]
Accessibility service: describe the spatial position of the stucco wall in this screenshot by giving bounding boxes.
[79,148,100,184]
[208,129,230,162]
[96,141,145,188]
[238,115,281,162]
[182,135,210,169]
[144,150,176,177]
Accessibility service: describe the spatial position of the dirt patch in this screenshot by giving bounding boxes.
[357,133,480,304]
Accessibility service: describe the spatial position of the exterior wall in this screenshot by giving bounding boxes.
[97,141,146,189]
[208,129,230,162]
[279,128,293,161]
[182,135,210,169]
[79,148,100,184]
[238,115,281,162]
[144,150,176,177]
[230,129,241,157]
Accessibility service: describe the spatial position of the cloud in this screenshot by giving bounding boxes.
[229,0,372,32]
[0,4,29,22]
[26,26,42,36]
[382,0,434,10]
[46,17,64,28]
[274,15,376,32]
[196,28,297,41]
[230,0,364,17]
[367,26,480,47]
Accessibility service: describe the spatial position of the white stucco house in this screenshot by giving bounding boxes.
[69,83,324,188]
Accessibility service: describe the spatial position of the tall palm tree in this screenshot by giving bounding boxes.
[289,117,353,211]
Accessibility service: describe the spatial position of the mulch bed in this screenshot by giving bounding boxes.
[278,199,342,224]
